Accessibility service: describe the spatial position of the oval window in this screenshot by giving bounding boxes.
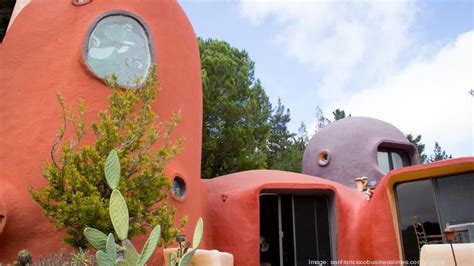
[172,176,186,200]
[84,12,153,88]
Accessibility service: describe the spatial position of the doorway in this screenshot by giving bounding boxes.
[260,192,332,266]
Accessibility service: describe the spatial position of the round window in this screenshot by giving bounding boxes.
[84,11,153,88]
[318,150,330,166]
[172,176,186,199]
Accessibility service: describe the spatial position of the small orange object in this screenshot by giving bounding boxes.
[444,228,456,242]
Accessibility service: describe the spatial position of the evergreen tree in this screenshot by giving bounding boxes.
[332,109,350,121]
[199,38,272,178]
[266,99,295,169]
[295,122,309,151]
[428,142,452,162]
[287,122,309,172]
[314,107,350,132]
[315,106,331,132]
[406,134,428,163]
[267,122,309,173]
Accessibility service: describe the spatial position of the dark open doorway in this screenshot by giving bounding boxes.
[260,192,333,266]
[0,0,16,42]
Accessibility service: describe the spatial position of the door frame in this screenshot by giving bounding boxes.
[259,189,338,264]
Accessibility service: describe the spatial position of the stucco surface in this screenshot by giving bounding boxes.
[302,116,419,188]
[203,158,473,265]
[1,1,473,265]
[0,0,205,263]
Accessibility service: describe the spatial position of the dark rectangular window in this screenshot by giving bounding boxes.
[395,180,441,261]
[395,172,474,261]
[436,173,474,225]
[378,148,410,174]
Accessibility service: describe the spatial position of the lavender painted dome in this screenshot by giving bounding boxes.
[302,117,419,188]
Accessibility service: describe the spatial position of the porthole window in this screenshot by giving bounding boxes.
[318,150,330,166]
[172,176,186,200]
[83,11,154,88]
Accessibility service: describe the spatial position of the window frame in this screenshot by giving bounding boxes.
[394,172,474,260]
[377,147,411,173]
[82,10,155,89]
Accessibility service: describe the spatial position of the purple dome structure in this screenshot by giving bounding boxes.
[302,117,420,188]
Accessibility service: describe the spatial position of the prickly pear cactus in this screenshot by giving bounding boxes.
[84,150,162,266]
[169,218,204,266]
[109,189,129,241]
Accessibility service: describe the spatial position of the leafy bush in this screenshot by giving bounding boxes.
[30,67,186,248]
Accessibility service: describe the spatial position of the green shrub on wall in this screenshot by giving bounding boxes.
[30,67,187,248]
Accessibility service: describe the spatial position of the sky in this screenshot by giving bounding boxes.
[179,0,473,158]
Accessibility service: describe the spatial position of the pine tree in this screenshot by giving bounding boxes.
[406,134,428,163]
[266,99,295,169]
[199,38,271,178]
[332,109,351,121]
[428,142,452,162]
[315,106,331,132]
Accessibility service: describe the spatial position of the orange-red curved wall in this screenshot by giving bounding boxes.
[0,0,205,263]
[203,158,473,265]
[1,1,473,265]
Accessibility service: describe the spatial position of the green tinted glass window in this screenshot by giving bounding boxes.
[85,13,153,88]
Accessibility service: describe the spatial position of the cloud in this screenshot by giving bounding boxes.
[238,0,417,101]
[238,0,472,157]
[333,31,473,157]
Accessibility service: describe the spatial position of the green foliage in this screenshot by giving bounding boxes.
[315,106,331,132]
[332,109,350,121]
[265,100,308,172]
[406,133,428,163]
[272,122,309,172]
[168,218,204,266]
[86,149,163,266]
[30,67,185,248]
[315,107,351,132]
[266,99,295,169]
[428,142,452,163]
[199,38,272,178]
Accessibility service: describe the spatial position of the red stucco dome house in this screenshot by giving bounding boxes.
[1,1,473,265]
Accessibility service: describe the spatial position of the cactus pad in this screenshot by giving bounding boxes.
[192,217,203,249]
[109,189,129,241]
[84,227,108,251]
[106,233,117,262]
[105,150,121,189]
[96,250,115,266]
[138,224,161,265]
[123,239,140,265]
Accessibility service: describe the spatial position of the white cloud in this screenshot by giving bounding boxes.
[333,31,474,157]
[238,0,473,157]
[239,0,417,101]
